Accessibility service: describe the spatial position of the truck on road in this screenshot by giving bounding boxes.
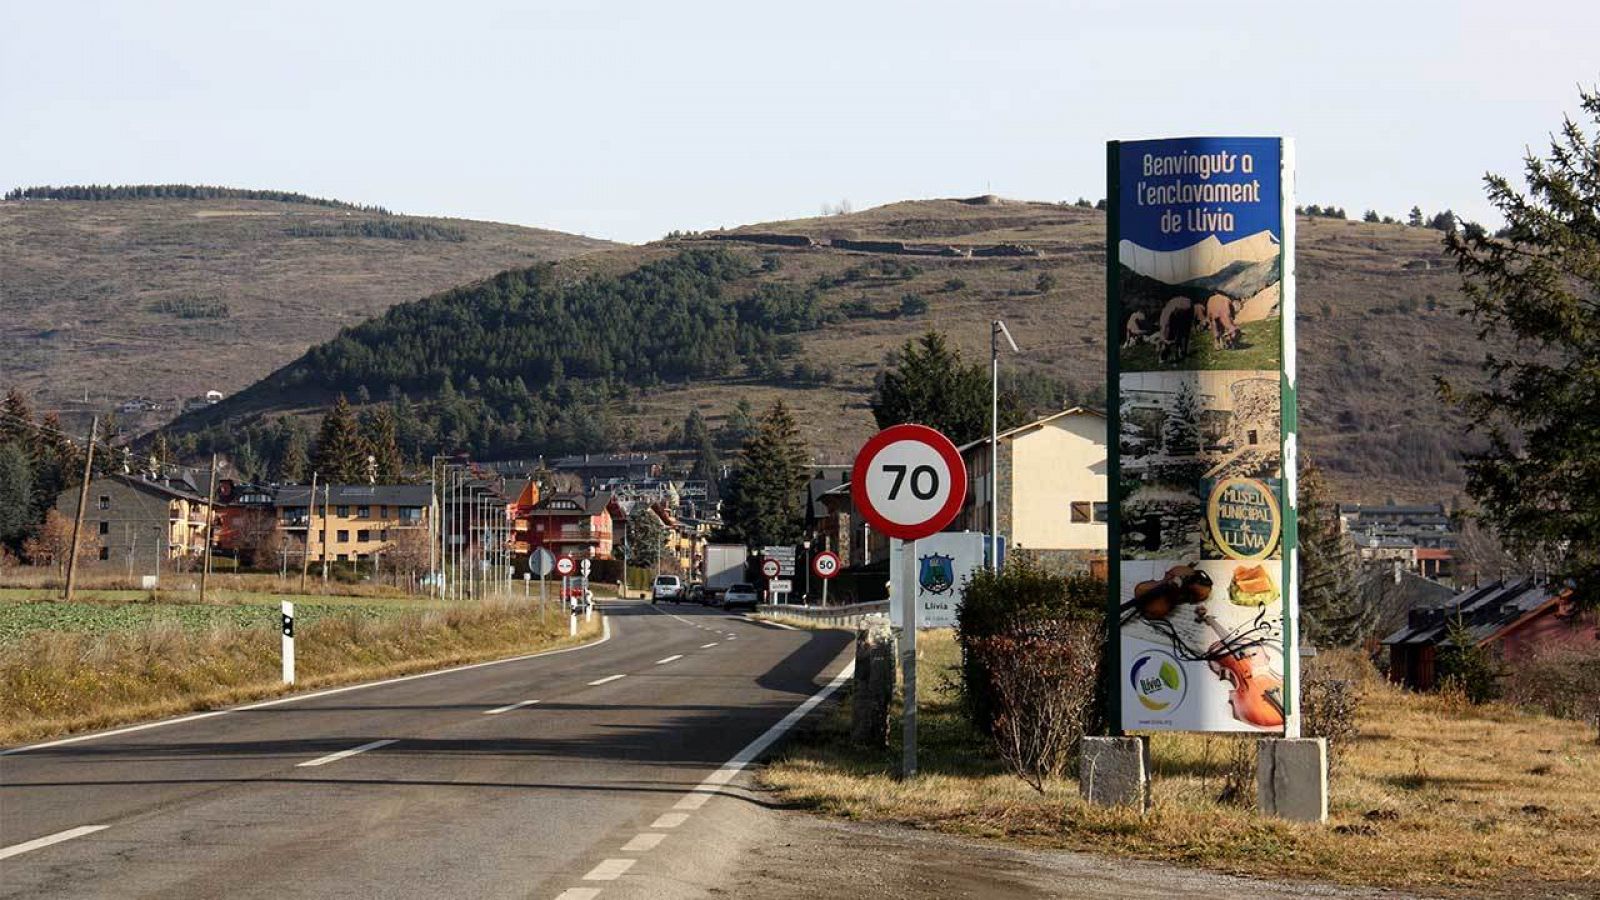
[701,543,747,604]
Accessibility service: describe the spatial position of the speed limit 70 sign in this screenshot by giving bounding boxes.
[812,550,841,580]
[850,424,967,541]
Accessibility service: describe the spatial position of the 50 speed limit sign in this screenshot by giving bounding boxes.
[850,424,967,541]
[812,550,841,580]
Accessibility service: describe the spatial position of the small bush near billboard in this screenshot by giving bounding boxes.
[966,620,1099,792]
[955,556,1102,736]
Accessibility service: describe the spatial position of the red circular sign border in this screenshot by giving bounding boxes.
[812,550,841,579]
[554,555,576,576]
[850,423,968,541]
[760,557,782,579]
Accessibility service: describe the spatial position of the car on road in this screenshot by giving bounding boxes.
[651,575,684,603]
[685,583,705,604]
[722,582,759,611]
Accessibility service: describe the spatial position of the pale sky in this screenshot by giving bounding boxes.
[3,0,1595,243]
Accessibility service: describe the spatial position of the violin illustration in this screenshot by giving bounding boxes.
[1196,605,1284,729]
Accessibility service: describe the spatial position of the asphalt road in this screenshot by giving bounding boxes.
[0,600,854,899]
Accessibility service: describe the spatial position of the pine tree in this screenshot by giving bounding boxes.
[718,400,809,547]
[275,419,310,482]
[1298,461,1374,646]
[1161,382,1202,455]
[1407,205,1425,227]
[870,331,989,444]
[312,396,366,483]
[361,405,405,482]
[1442,86,1600,607]
[0,443,35,548]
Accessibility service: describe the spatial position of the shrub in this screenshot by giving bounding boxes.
[1301,670,1364,772]
[968,620,1099,792]
[955,555,1103,736]
[1436,618,1502,703]
[1503,643,1600,722]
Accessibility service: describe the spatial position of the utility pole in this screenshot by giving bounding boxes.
[299,472,317,593]
[321,482,330,583]
[63,416,98,602]
[199,453,219,603]
[991,320,1019,570]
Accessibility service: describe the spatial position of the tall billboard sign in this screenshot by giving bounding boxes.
[1106,137,1298,735]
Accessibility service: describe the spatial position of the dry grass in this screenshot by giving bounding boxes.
[0,595,599,746]
[762,630,1600,896]
[0,569,421,599]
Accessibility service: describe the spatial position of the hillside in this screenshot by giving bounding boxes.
[0,189,615,432]
[173,197,1480,503]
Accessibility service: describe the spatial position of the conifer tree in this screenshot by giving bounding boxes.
[1443,86,1600,607]
[1297,460,1375,646]
[718,400,808,547]
[312,396,367,483]
[361,405,405,482]
[870,331,989,444]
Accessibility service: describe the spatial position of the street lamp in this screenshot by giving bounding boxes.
[991,320,1020,570]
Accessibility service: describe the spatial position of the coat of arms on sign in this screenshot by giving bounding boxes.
[918,554,955,594]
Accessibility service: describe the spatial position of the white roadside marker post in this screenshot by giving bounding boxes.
[281,600,295,685]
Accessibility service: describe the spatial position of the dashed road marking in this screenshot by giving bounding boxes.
[0,825,108,861]
[554,889,602,900]
[621,833,666,852]
[484,699,539,715]
[582,858,636,881]
[587,674,627,686]
[298,739,397,767]
[701,642,719,649]
[655,655,683,665]
[650,812,689,829]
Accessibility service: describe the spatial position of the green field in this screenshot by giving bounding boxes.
[0,591,449,644]
[1120,316,1282,372]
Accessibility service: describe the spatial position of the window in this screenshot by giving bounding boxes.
[356,505,370,519]
[98,546,109,561]
[1070,501,1093,524]
[399,507,422,523]
[1093,502,1109,523]
[98,521,109,535]
[336,505,350,517]
[357,529,371,542]
[380,529,390,541]
[377,505,388,518]
[337,553,349,562]
[1247,429,1259,445]
[337,530,350,542]
[97,495,110,510]
[317,530,325,542]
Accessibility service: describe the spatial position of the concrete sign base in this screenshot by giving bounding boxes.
[1079,736,1151,811]
[1257,737,1328,823]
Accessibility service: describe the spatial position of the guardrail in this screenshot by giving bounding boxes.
[757,600,889,629]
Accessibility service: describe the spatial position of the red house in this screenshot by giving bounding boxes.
[509,483,620,561]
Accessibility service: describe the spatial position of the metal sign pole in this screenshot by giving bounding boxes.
[901,537,918,778]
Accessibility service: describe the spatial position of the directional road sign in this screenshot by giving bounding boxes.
[760,557,781,579]
[579,558,592,577]
[850,423,967,541]
[554,555,576,577]
[812,550,841,580]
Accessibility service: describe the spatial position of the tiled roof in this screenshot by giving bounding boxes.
[1380,579,1566,647]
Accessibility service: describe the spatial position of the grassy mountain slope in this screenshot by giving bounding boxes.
[0,192,615,430]
[178,197,1480,502]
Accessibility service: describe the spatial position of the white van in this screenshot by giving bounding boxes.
[651,575,683,603]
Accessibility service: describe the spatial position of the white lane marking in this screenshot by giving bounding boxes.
[762,619,799,631]
[554,889,602,900]
[650,812,689,829]
[0,825,108,861]
[582,858,636,881]
[700,642,719,649]
[297,738,397,768]
[3,616,612,757]
[655,655,683,665]
[673,792,712,811]
[622,833,665,852]
[726,635,737,640]
[484,699,539,715]
[587,674,626,686]
[673,658,856,813]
